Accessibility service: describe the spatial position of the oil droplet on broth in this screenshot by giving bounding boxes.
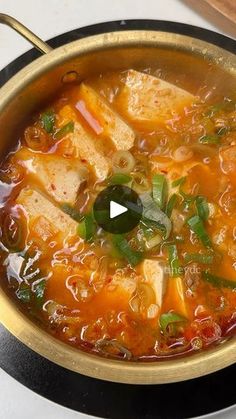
[62,71,79,84]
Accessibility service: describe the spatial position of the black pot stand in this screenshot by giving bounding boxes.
[0,20,235,419]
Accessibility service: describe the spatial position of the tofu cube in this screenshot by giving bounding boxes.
[117,70,195,127]
[16,188,78,238]
[58,105,110,180]
[77,83,135,150]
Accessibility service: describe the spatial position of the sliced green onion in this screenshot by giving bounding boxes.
[55,121,74,140]
[187,215,212,248]
[141,193,172,239]
[132,172,150,193]
[167,244,181,277]
[109,173,132,185]
[2,214,23,252]
[204,103,224,117]
[172,176,186,188]
[16,283,31,303]
[160,312,187,334]
[61,203,82,222]
[145,234,162,250]
[77,213,95,241]
[195,196,209,221]
[217,127,229,136]
[112,150,135,174]
[166,193,178,218]
[199,135,220,145]
[34,279,46,306]
[152,174,168,209]
[112,235,143,266]
[41,110,55,133]
[202,272,236,290]
[184,253,213,264]
[204,100,235,117]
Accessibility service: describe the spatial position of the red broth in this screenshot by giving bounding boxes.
[0,69,235,360]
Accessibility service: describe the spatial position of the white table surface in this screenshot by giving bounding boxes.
[0,1,235,418]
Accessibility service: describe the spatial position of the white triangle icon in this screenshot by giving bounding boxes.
[110,200,128,219]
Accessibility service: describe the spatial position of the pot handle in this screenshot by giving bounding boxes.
[0,13,52,54]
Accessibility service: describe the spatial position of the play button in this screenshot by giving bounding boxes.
[93,185,143,234]
[110,201,128,219]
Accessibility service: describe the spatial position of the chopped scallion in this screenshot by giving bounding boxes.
[55,121,74,140]
[109,173,132,185]
[184,253,213,264]
[77,213,96,241]
[167,244,181,277]
[141,193,172,239]
[202,272,236,290]
[166,193,178,218]
[61,203,82,222]
[152,174,168,210]
[41,110,55,133]
[16,283,31,303]
[160,312,187,334]
[172,176,186,188]
[187,215,212,248]
[199,135,220,145]
[34,279,46,306]
[112,235,143,266]
[195,196,209,221]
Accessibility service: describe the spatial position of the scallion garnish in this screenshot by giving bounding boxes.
[77,213,96,241]
[184,253,213,264]
[16,283,31,303]
[172,176,186,188]
[55,121,74,140]
[166,193,178,218]
[61,203,82,222]
[202,272,236,290]
[34,279,46,306]
[141,193,172,239]
[109,173,132,185]
[187,215,212,248]
[112,235,143,266]
[167,244,181,277]
[195,195,209,221]
[159,312,187,334]
[41,110,55,133]
[199,135,220,145]
[152,174,168,210]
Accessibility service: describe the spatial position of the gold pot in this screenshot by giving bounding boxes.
[0,14,235,385]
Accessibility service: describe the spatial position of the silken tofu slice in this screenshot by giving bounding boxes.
[16,188,78,238]
[76,83,135,150]
[162,276,188,318]
[117,70,195,127]
[58,105,110,180]
[141,259,167,308]
[17,148,87,205]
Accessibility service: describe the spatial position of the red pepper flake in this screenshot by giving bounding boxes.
[51,183,56,191]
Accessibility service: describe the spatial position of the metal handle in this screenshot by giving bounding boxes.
[0,13,52,54]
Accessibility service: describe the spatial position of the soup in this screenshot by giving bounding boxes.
[0,69,235,361]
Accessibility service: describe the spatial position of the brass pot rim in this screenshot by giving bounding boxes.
[0,30,235,384]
